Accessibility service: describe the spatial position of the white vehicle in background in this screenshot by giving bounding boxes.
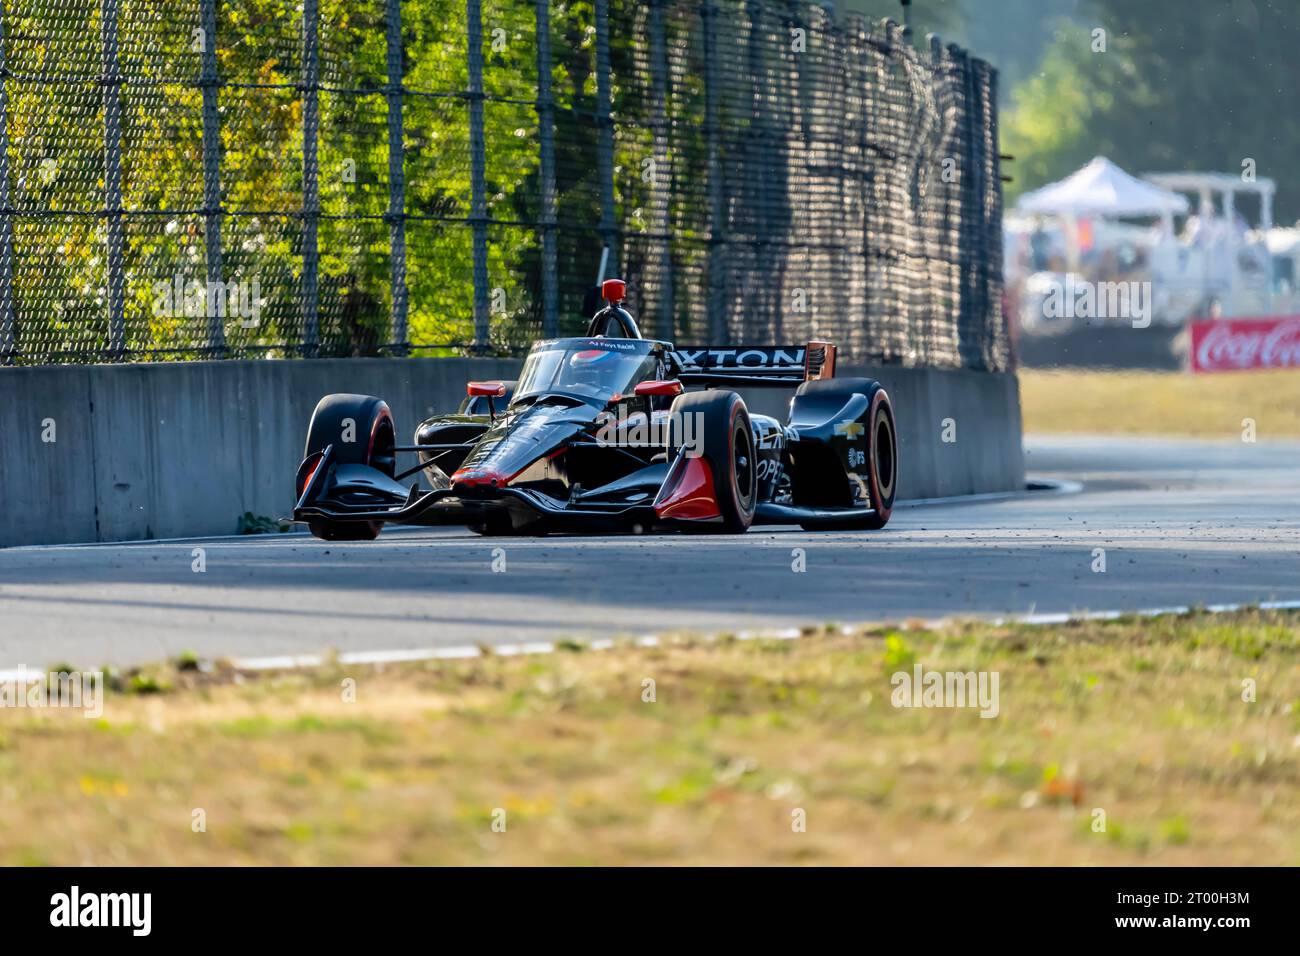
[1142,172,1287,322]
[1005,159,1300,342]
[1007,215,1155,336]
[1263,225,1300,304]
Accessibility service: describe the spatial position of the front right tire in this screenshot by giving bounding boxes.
[299,393,396,541]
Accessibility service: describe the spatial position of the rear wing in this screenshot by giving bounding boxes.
[669,341,836,387]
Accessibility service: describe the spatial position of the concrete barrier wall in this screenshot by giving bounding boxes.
[0,358,1022,547]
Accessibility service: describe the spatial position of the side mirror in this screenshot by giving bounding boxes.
[466,381,507,422]
[633,379,684,398]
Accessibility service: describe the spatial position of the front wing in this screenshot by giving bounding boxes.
[293,444,882,533]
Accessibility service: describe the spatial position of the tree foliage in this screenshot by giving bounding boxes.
[1002,0,1300,222]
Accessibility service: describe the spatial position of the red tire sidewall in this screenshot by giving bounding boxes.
[366,403,395,475]
[725,398,756,525]
[866,389,896,522]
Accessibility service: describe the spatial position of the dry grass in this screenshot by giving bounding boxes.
[1019,368,1300,438]
[0,610,1296,865]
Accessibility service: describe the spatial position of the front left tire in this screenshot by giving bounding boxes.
[664,389,757,533]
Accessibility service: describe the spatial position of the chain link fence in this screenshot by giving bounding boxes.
[0,0,1007,370]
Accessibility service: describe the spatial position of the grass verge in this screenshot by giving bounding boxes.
[1019,367,1300,438]
[1,609,1297,865]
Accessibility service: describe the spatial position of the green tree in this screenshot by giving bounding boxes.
[1003,0,1300,223]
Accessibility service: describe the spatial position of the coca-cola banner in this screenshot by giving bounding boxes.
[1188,317,1300,372]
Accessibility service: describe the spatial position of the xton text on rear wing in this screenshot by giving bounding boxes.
[668,341,836,387]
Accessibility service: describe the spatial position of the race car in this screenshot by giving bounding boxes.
[293,279,897,538]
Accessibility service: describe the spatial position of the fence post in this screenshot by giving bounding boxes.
[0,2,15,364]
[648,0,673,339]
[102,0,126,360]
[200,0,224,356]
[535,0,557,337]
[467,0,489,351]
[744,0,769,344]
[986,64,1005,371]
[386,0,408,351]
[301,0,320,356]
[594,0,617,278]
[702,1,727,343]
[961,48,984,369]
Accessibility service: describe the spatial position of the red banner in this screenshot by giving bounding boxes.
[1188,316,1300,372]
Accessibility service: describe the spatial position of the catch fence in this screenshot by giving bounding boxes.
[0,0,1007,369]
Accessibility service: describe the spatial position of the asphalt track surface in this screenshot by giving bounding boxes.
[1,436,1297,667]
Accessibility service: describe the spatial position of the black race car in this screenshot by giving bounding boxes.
[293,280,897,538]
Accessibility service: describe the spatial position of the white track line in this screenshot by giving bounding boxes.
[228,598,1300,672]
[895,478,1082,509]
[0,525,430,552]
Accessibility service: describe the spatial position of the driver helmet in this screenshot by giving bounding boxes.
[568,348,616,388]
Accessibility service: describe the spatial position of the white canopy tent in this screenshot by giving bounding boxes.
[1017,156,1189,219]
[1015,156,1190,274]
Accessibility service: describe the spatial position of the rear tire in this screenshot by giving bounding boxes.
[859,387,897,529]
[299,394,396,541]
[792,378,897,531]
[665,390,756,533]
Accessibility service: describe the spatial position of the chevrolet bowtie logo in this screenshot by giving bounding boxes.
[834,420,865,438]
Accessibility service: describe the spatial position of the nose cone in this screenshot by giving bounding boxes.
[449,467,512,491]
[451,404,585,494]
